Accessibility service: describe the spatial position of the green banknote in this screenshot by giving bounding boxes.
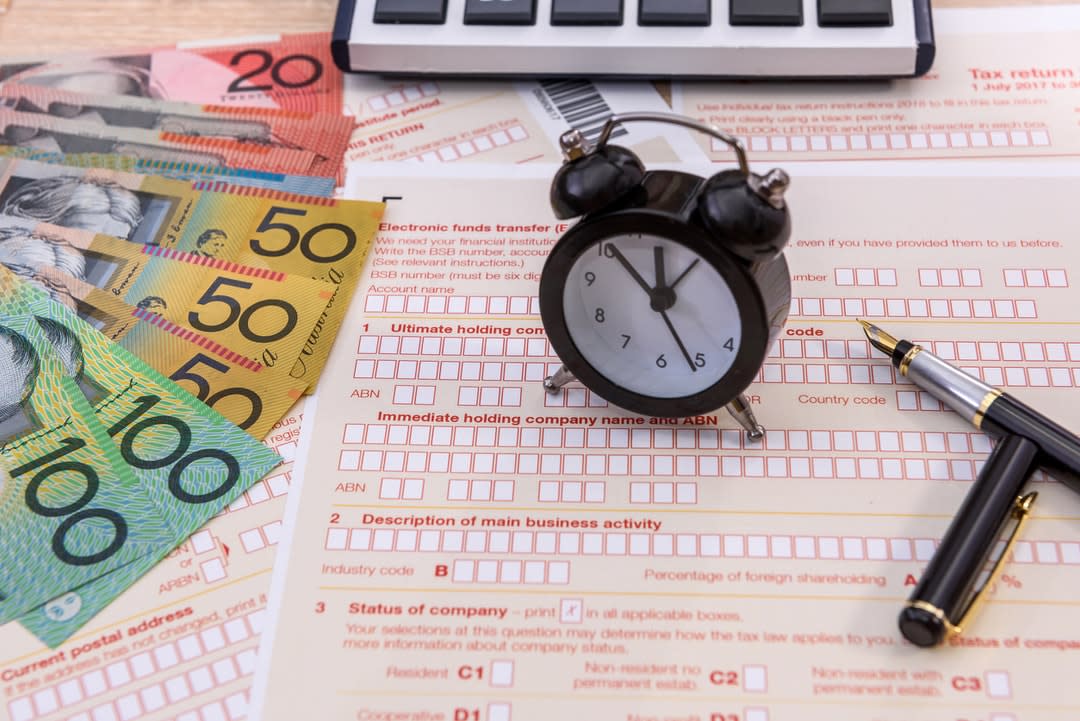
[0,274,282,646]
[0,146,336,196]
[0,311,163,624]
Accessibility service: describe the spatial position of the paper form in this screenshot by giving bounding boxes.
[344,76,706,166]
[671,15,1080,165]
[248,166,1080,721]
[0,401,304,721]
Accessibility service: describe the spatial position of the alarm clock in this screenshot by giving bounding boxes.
[539,112,793,439]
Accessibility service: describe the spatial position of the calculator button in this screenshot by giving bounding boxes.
[373,0,448,24]
[818,0,892,26]
[464,0,537,25]
[638,0,710,26]
[730,0,802,26]
[551,0,623,26]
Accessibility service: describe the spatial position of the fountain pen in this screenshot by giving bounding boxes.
[859,320,1080,493]
[858,320,1080,647]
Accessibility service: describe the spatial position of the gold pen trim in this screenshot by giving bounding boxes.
[898,345,922,376]
[973,388,1003,430]
[908,492,1037,639]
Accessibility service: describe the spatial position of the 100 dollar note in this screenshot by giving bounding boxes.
[0,271,283,646]
[0,311,164,624]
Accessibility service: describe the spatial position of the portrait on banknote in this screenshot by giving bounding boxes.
[0,322,38,440]
[0,173,178,244]
[0,56,154,98]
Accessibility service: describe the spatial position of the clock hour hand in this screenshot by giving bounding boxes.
[659,309,697,373]
[606,245,653,297]
[653,246,667,289]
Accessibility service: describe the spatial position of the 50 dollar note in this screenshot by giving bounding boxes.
[0,215,338,372]
[0,263,309,439]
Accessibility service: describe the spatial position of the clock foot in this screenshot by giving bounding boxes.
[726,394,765,440]
[543,365,576,394]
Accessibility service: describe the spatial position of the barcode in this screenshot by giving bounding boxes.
[538,80,627,143]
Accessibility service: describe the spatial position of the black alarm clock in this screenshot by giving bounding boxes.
[539,112,793,439]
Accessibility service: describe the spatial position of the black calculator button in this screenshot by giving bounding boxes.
[552,0,623,26]
[373,0,448,24]
[638,0,710,26]
[731,0,802,26]
[464,0,537,25]
[818,0,892,26]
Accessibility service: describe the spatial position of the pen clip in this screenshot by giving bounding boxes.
[949,491,1038,637]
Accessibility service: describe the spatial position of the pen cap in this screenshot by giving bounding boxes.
[980,394,1080,495]
[899,434,1039,648]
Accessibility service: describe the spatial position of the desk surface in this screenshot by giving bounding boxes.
[0,0,1069,56]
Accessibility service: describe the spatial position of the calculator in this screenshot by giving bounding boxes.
[332,0,935,79]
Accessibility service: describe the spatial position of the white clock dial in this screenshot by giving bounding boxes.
[561,233,743,399]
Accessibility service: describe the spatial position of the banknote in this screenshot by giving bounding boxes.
[0,32,343,114]
[0,216,338,371]
[0,107,323,177]
[0,272,282,646]
[0,311,164,624]
[0,145,336,196]
[0,262,311,438]
[0,156,384,390]
[0,83,355,180]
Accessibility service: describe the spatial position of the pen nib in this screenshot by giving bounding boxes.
[857,319,899,357]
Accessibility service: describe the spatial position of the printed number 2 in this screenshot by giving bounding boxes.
[227,50,324,92]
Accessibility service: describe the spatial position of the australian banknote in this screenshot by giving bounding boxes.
[0,271,282,645]
[0,156,384,391]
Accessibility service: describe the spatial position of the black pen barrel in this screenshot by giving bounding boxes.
[897,346,1080,489]
[982,395,1080,495]
[899,434,1039,648]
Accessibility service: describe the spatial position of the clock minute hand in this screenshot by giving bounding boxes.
[659,309,697,373]
[606,245,653,297]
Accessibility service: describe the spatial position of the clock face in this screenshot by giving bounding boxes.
[561,232,743,399]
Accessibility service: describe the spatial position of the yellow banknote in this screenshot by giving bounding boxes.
[0,217,336,372]
[0,156,384,392]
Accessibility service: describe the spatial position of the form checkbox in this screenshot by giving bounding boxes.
[744,709,769,721]
[489,703,512,721]
[743,665,767,692]
[490,661,514,687]
[985,671,1011,698]
[560,599,583,623]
